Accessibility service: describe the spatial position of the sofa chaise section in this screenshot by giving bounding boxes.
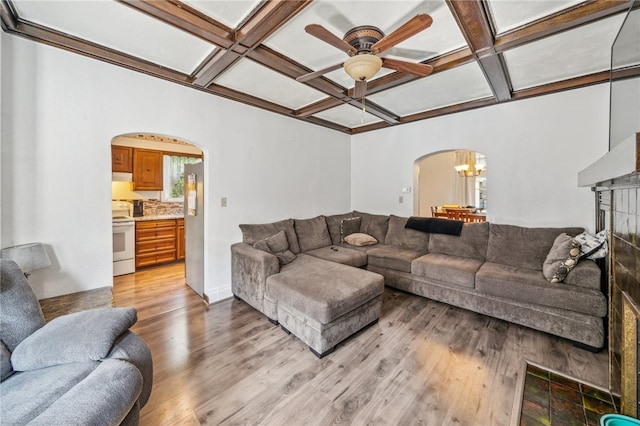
[264,254,383,357]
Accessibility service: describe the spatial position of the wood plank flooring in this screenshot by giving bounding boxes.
[113,263,609,426]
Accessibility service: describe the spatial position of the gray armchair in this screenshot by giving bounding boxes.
[0,259,153,425]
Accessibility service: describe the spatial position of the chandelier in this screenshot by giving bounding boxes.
[454,150,485,177]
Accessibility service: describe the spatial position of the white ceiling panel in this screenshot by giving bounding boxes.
[504,14,626,90]
[367,62,493,116]
[313,104,383,128]
[215,58,328,109]
[612,7,640,70]
[12,0,215,75]
[181,0,261,28]
[486,0,584,34]
[263,0,467,87]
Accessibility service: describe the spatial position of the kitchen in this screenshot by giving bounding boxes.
[111,133,204,296]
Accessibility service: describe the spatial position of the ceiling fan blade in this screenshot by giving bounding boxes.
[305,24,357,56]
[296,63,344,82]
[371,14,433,55]
[353,80,366,99]
[381,58,433,77]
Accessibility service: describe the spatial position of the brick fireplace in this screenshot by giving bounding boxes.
[587,137,640,418]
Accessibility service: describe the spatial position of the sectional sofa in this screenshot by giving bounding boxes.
[231,212,607,357]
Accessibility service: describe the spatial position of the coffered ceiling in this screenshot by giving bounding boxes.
[1,0,637,134]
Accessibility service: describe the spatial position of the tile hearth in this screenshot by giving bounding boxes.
[515,362,620,426]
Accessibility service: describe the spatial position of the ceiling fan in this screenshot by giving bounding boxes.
[297,14,435,99]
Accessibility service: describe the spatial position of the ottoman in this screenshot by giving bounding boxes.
[265,254,384,357]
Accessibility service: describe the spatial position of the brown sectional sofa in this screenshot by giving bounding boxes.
[231,212,607,357]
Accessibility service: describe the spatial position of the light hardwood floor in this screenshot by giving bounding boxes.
[113,263,609,426]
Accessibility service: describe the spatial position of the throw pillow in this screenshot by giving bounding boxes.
[11,307,137,371]
[543,233,581,283]
[253,231,297,266]
[340,217,361,243]
[344,233,377,247]
[573,230,608,260]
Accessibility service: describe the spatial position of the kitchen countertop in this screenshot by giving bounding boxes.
[134,214,183,221]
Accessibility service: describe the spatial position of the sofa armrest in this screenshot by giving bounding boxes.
[564,259,601,291]
[231,242,280,313]
[107,331,153,408]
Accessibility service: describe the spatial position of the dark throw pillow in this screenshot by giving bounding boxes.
[340,217,361,243]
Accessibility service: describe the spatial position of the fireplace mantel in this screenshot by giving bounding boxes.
[578,133,640,188]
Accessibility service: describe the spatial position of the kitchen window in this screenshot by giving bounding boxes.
[162,155,202,202]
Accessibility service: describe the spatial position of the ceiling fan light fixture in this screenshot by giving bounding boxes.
[343,54,382,81]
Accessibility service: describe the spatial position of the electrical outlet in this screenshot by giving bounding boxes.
[221,197,227,207]
[399,196,404,204]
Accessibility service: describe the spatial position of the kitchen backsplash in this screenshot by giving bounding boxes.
[143,200,184,216]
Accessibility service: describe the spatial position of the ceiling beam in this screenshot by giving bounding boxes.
[295,98,344,118]
[346,99,400,124]
[447,0,512,102]
[4,18,192,84]
[247,45,348,98]
[0,0,16,30]
[194,1,313,88]
[365,47,475,96]
[116,0,234,48]
[235,0,312,49]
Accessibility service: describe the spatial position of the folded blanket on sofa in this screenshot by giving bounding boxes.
[405,217,464,236]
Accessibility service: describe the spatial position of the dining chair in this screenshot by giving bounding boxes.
[446,209,470,222]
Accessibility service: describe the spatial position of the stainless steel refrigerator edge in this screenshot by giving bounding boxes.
[184,162,205,298]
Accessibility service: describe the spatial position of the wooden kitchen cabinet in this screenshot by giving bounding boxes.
[176,219,185,260]
[133,149,163,191]
[111,146,133,172]
[135,220,177,268]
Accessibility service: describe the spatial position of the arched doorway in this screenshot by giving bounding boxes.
[110,133,205,299]
[414,150,487,217]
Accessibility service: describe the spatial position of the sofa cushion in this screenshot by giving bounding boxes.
[428,222,489,261]
[266,254,384,324]
[340,217,362,242]
[294,216,332,252]
[253,231,296,266]
[485,224,584,270]
[411,253,483,289]
[354,211,389,243]
[542,233,581,283]
[367,246,426,273]
[344,233,377,246]
[305,245,368,268]
[1,361,100,425]
[475,262,607,317]
[384,215,429,251]
[325,212,355,245]
[240,219,301,254]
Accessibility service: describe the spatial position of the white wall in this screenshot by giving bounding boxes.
[1,34,351,300]
[352,84,610,231]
